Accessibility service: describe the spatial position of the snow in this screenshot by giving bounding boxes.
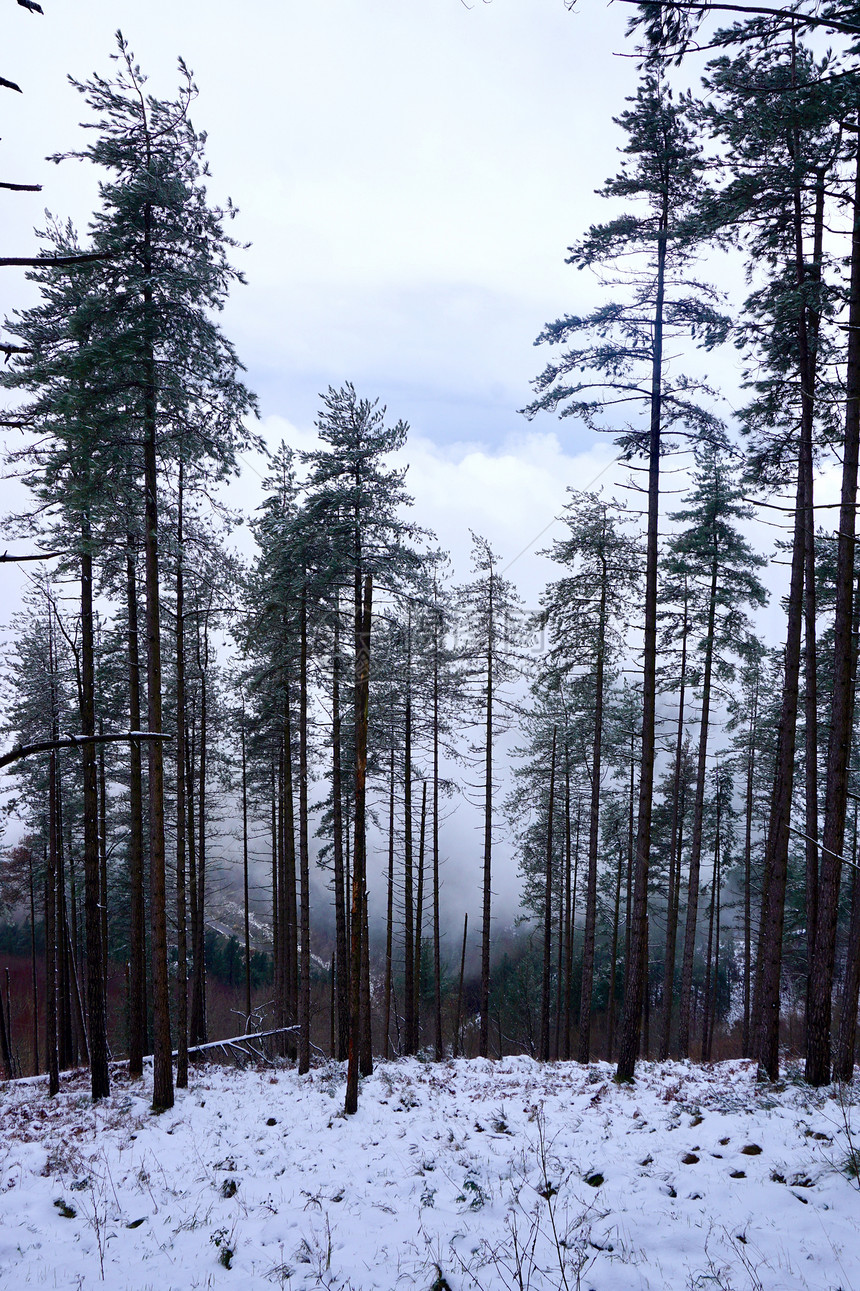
[0,1055,858,1290]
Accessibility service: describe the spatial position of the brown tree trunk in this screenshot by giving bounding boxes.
[298,587,312,1075]
[403,624,415,1055]
[175,477,189,1090]
[660,587,689,1060]
[414,782,427,1049]
[678,555,719,1058]
[332,609,349,1062]
[345,575,372,1114]
[384,748,395,1059]
[142,197,173,1113]
[432,630,443,1062]
[80,527,109,1100]
[480,582,494,1059]
[578,576,607,1063]
[806,141,860,1087]
[616,207,667,1083]
[241,698,252,1030]
[541,727,558,1062]
[45,762,59,1094]
[453,912,468,1060]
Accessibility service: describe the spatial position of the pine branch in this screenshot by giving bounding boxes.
[0,181,41,192]
[619,0,860,37]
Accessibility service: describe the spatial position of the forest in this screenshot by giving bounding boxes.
[3,0,860,1133]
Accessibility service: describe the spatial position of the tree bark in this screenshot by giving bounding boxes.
[678,553,719,1058]
[541,727,558,1062]
[80,523,109,1099]
[345,575,372,1115]
[806,140,860,1087]
[616,206,667,1082]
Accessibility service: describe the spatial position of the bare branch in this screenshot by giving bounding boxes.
[1,731,173,771]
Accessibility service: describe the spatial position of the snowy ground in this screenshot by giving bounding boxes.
[0,1055,858,1291]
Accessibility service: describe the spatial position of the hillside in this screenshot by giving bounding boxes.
[0,1057,857,1290]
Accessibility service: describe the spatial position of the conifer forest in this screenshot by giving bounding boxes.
[7,0,860,1138]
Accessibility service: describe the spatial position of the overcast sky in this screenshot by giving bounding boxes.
[2,0,664,571]
[2,1,807,928]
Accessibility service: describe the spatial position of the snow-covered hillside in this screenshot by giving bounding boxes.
[0,1056,857,1290]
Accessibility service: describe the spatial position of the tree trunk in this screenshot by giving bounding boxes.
[432,626,443,1062]
[414,782,427,1049]
[453,912,468,1060]
[752,466,805,1080]
[480,579,494,1059]
[332,609,349,1062]
[660,587,689,1060]
[678,554,719,1058]
[241,699,252,1029]
[45,763,59,1094]
[541,727,558,1062]
[616,204,666,1084]
[403,631,415,1055]
[384,748,395,1059]
[806,141,860,1087]
[298,586,311,1075]
[579,574,607,1063]
[345,575,372,1115]
[174,478,189,1090]
[190,615,208,1049]
[28,851,39,1075]
[835,804,860,1080]
[80,524,109,1100]
[143,197,173,1113]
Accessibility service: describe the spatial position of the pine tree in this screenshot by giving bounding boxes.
[525,70,727,1081]
[664,440,766,1058]
[458,533,522,1059]
[536,491,641,1062]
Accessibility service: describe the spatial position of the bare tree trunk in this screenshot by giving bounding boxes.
[616,206,667,1084]
[741,678,759,1058]
[28,851,39,1075]
[660,588,689,1060]
[541,727,558,1062]
[360,886,373,1075]
[46,765,59,1094]
[298,586,311,1075]
[80,526,109,1100]
[332,609,349,1062]
[241,698,252,1030]
[414,782,427,1049]
[432,632,443,1061]
[607,832,624,1063]
[562,759,573,1061]
[453,912,468,1060]
[579,577,607,1063]
[678,554,719,1058]
[384,748,395,1059]
[98,735,108,1003]
[189,615,208,1049]
[480,584,494,1059]
[403,621,415,1055]
[175,479,189,1090]
[835,803,860,1080]
[143,197,173,1113]
[806,142,860,1087]
[345,575,372,1115]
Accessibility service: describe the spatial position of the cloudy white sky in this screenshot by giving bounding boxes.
[2,0,671,578]
[2,1,808,926]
